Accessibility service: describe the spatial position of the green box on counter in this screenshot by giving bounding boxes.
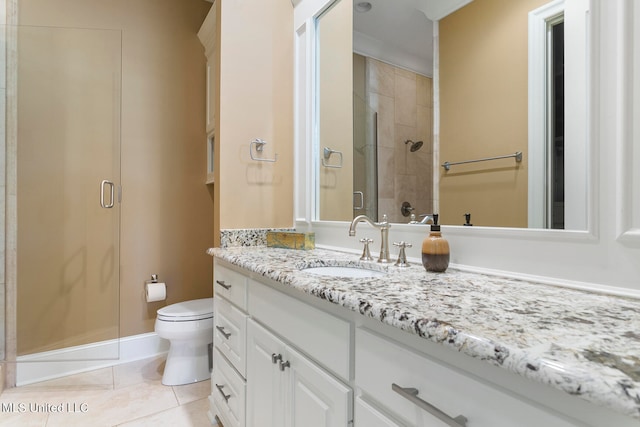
[266,231,315,250]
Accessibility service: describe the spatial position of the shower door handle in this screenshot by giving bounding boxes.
[354,191,364,210]
[100,180,115,209]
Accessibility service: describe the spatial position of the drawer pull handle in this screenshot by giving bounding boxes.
[215,383,231,403]
[216,280,231,290]
[391,383,467,427]
[216,326,231,340]
[279,360,290,371]
[271,353,282,364]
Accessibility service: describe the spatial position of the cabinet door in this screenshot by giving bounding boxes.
[285,345,352,427]
[246,319,286,427]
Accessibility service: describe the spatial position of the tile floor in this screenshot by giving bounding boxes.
[0,356,215,427]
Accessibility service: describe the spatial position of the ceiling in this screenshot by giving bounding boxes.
[352,0,434,76]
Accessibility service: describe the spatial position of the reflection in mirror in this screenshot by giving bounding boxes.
[440,0,570,229]
[353,53,434,224]
[353,89,378,220]
[317,0,353,221]
[315,0,590,230]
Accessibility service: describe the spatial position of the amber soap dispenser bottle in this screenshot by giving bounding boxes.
[421,214,450,272]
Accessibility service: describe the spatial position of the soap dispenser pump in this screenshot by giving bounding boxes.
[421,214,450,273]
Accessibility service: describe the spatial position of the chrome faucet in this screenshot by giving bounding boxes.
[349,214,392,263]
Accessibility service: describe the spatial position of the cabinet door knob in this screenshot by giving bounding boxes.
[391,383,467,427]
[216,326,231,340]
[216,280,231,290]
[271,353,282,364]
[279,360,290,372]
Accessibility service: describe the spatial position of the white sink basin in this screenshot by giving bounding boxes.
[302,266,386,278]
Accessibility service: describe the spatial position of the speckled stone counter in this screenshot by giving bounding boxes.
[208,245,640,420]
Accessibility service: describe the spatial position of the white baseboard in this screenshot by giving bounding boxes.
[15,332,170,386]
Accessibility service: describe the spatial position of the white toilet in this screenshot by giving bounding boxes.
[154,297,214,386]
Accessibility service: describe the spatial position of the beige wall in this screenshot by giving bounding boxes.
[317,0,353,221]
[439,0,548,228]
[216,0,294,229]
[17,0,214,353]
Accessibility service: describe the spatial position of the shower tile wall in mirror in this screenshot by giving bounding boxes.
[355,55,434,224]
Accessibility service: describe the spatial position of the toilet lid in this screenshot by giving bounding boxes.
[157,298,214,321]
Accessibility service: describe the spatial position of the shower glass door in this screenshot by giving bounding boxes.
[353,92,378,221]
[13,25,121,364]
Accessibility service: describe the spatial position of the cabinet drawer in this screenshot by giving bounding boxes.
[214,297,248,377]
[214,262,248,310]
[212,348,246,427]
[248,279,351,381]
[355,396,402,427]
[356,328,578,427]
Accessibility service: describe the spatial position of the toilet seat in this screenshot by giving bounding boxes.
[157,298,213,322]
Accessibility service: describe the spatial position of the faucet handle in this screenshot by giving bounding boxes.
[393,242,412,267]
[359,238,374,261]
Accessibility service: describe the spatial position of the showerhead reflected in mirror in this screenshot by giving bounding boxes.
[405,140,424,152]
[315,0,590,230]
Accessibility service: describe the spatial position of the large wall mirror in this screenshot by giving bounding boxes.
[315,0,590,230]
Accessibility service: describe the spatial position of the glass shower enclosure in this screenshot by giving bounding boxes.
[2,24,122,383]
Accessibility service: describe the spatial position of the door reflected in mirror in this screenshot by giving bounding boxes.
[315,0,590,230]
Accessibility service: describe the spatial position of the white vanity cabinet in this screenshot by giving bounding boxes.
[355,328,577,427]
[211,259,353,427]
[211,264,249,427]
[246,277,353,427]
[210,256,640,427]
[246,319,352,427]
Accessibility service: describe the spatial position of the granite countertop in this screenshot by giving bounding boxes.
[208,245,640,420]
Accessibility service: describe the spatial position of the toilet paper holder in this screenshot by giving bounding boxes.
[145,274,166,303]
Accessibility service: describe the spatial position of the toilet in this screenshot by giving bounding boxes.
[154,297,214,386]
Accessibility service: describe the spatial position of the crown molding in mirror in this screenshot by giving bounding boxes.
[416,0,473,21]
[616,0,640,245]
